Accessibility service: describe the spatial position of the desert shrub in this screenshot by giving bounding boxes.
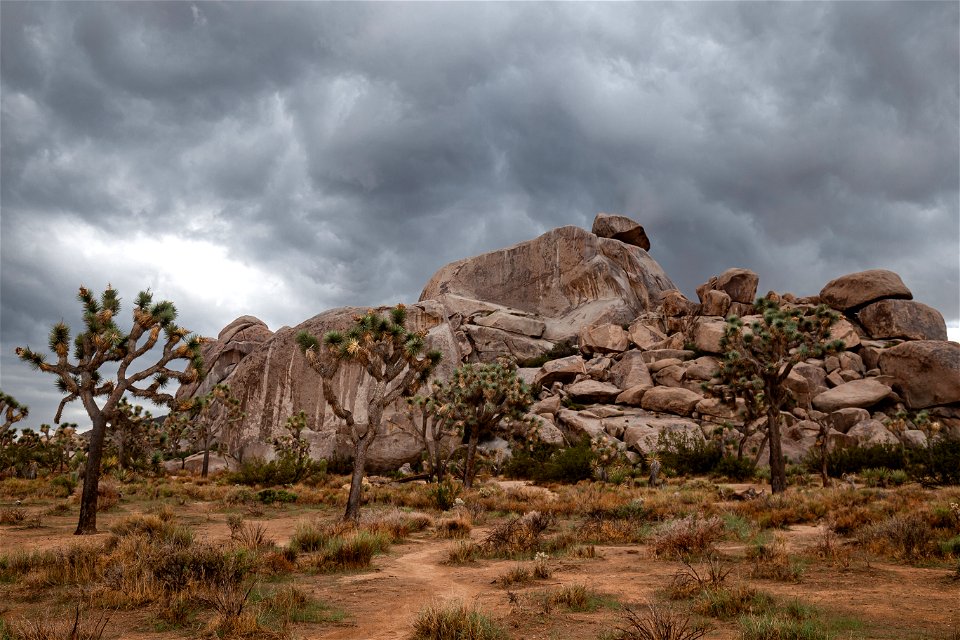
[657,432,722,477]
[667,557,732,600]
[3,605,109,640]
[614,602,710,640]
[227,456,326,488]
[908,437,960,485]
[693,585,775,620]
[537,439,595,483]
[436,516,472,539]
[362,508,433,541]
[230,521,274,550]
[50,474,78,498]
[713,456,756,481]
[860,467,908,488]
[546,583,609,612]
[0,506,27,525]
[411,600,508,640]
[110,513,192,547]
[650,516,724,558]
[939,535,960,556]
[577,500,650,544]
[494,565,531,588]
[857,514,935,561]
[815,443,905,477]
[257,585,343,625]
[429,480,462,511]
[447,541,479,564]
[478,511,555,557]
[747,535,805,583]
[737,612,831,640]
[256,488,298,504]
[311,531,390,572]
[503,438,558,480]
[95,481,120,511]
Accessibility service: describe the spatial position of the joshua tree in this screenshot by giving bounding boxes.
[442,360,534,489]
[0,390,29,438]
[108,398,160,470]
[188,384,244,477]
[272,410,325,483]
[706,296,843,494]
[297,304,442,521]
[408,382,461,482]
[16,285,204,534]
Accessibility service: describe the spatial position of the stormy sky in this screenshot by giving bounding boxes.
[2,1,958,428]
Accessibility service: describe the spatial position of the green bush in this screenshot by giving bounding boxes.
[810,443,906,477]
[256,488,298,504]
[505,438,595,483]
[228,457,326,487]
[657,431,722,476]
[713,455,756,481]
[50,474,77,498]
[429,480,462,511]
[538,439,595,483]
[907,437,960,485]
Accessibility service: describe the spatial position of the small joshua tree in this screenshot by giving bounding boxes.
[0,391,30,464]
[272,410,325,483]
[706,296,843,494]
[16,285,204,534]
[442,360,534,489]
[0,390,29,439]
[408,381,462,483]
[108,398,160,470]
[297,304,442,521]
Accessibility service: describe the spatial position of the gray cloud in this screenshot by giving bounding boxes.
[2,1,957,428]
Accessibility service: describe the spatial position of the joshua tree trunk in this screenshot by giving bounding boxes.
[766,403,787,494]
[201,433,211,478]
[463,429,479,489]
[76,408,106,535]
[344,434,374,522]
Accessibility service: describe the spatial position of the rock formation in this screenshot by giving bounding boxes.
[179,215,958,472]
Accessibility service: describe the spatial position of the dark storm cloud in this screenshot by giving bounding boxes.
[2,1,957,428]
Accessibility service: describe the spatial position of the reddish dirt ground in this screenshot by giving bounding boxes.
[1,488,959,640]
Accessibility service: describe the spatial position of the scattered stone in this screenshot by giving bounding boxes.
[857,299,948,341]
[879,340,960,409]
[847,419,899,446]
[533,355,587,388]
[579,323,631,354]
[660,290,699,317]
[812,379,892,412]
[609,351,654,390]
[627,320,668,350]
[566,380,622,404]
[819,269,912,311]
[591,213,651,251]
[700,289,732,317]
[640,387,703,416]
[828,408,870,433]
[648,358,683,373]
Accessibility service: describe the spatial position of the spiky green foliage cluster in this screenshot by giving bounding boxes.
[710,297,844,419]
[16,286,205,423]
[296,304,442,389]
[441,361,534,437]
[0,389,29,433]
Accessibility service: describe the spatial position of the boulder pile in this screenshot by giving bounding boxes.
[180,214,958,470]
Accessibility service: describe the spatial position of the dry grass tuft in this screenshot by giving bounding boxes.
[650,516,724,559]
